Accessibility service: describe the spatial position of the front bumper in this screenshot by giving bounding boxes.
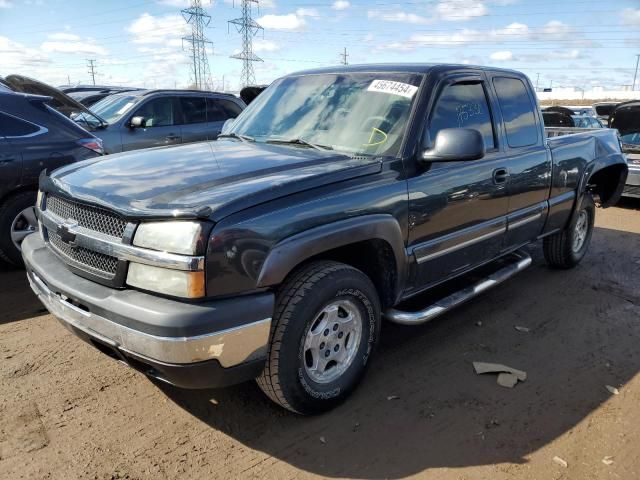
[22,234,274,388]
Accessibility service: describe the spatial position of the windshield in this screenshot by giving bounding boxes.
[230,72,423,157]
[75,95,137,127]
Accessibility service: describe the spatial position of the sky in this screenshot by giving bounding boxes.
[0,0,639,92]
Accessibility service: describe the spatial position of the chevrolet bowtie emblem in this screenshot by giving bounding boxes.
[56,221,78,245]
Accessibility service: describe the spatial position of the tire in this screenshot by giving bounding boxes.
[0,191,38,267]
[543,193,595,269]
[257,261,381,415]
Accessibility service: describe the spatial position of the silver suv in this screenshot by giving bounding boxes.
[76,90,246,154]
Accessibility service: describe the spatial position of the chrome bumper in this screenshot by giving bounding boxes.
[27,269,271,368]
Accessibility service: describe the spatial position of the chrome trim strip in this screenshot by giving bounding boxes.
[416,226,506,264]
[40,208,204,271]
[27,270,271,367]
[385,250,532,325]
[508,212,542,230]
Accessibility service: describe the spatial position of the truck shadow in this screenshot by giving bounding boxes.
[158,227,640,479]
[0,261,48,325]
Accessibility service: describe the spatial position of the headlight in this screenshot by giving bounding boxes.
[127,263,205,298]
[133,221,203,255]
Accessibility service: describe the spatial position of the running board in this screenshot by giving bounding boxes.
[384,251,532,326]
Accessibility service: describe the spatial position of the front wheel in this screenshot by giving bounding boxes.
[0,191,38,266]
[543,193,595,269]
[257,261,381,414]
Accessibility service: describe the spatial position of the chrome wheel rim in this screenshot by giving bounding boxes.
[572,210,588,253]
[10,206,38,251]
[303,299,363,384]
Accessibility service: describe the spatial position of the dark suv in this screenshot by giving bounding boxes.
[0,89,103,265]
[75,90,246,154]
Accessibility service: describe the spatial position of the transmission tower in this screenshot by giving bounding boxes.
[182,0,213,90]
[228,0,263,88]
[340,47,349,65]
[87,59,97,85]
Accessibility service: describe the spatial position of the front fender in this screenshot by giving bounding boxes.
[256,214,408,300]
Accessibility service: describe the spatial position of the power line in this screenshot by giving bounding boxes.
[86,59,97,85]
[181,0,213,90]
[228,0,263,88]
[633,54,640,91]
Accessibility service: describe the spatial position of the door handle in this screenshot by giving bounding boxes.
[493,168,509,184]
[165,134,180,141]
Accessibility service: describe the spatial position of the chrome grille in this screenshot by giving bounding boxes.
[46,195,127,238]
[49,230,118,279]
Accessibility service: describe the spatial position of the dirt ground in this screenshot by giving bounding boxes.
[1,199,639,480]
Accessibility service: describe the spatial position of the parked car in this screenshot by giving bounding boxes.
[73,89,246,153]
[571,115,604,129]
[609,100,640,198]
[24,64,627,414]
[593,102,619,123]
[0,89,103,265]
[542,110,575,127]
[58,84,138,94]
[67,88,142,108]
[563,105,596,116]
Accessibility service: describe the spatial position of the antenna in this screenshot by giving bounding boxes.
[228,0,263,88]
[340,47,349,66]
[182,0,213,90]
[87,59,97,85]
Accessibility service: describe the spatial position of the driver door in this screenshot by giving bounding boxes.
[406,76,510,291]
[121,96,182,151]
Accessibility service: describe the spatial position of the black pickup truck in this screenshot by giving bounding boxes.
[23,64,628,414]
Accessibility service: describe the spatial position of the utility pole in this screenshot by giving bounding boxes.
[535,73,540,92]
[86,59,97,85]
[340,47,349,65]
[182,0,213,90]
[229,0,263,88]
[633,54,640,91]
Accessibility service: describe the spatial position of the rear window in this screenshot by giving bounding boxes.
[219,99,242,118]
[0,111,41,137]
[493,77,539,148]
[207,98,242,122]
[180,97,207,124]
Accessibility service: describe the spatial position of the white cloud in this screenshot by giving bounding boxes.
[493,22,529,38]
[489,50,514,61]
[539,20,570,38]
[41,35,108,56]
[436,0,487,21]
[367,10,431,25]
[257,9,316,30]
[157,0,191,6]
[47,32,81,41]
[621,8,640,26]
[127,13,188,46]
[0,35,50,71]
[0,0,12,8]
[332,0,350,10]
[253,39,279,53]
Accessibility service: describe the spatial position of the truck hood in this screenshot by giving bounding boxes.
[609,103,640,137]
[44,140,382,221]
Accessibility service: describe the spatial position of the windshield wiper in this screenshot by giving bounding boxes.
[265,137,333,151]
[218,132,255,142]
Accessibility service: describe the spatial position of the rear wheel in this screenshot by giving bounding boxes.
[543,193,595,269]
[257,261,381,414]
[0,191,38,266]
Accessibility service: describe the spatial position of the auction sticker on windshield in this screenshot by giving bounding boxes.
[367,80,418,99]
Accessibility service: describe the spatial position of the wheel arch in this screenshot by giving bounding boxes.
[256,215,407,307]
[585,159,628,207]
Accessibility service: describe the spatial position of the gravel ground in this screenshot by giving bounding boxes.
[1,199,639,480]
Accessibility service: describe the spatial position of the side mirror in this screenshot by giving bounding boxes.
[421,128,485,162]
[221,118,235,134]
[129,116,146,129]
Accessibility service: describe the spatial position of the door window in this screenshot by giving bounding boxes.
[131,97,175,127]
[219,99,243,118]
[428,82,495,150]
[0,111,41,137]
[493,77,538,148]
[180,97,206,124]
